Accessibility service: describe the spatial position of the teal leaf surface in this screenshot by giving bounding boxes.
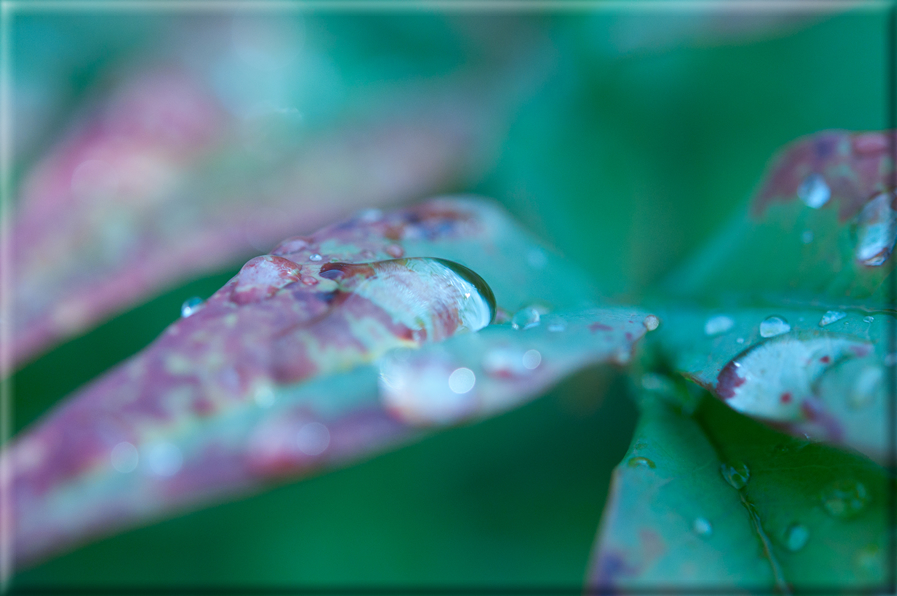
[590,394,889,592]
[5,198,652,570]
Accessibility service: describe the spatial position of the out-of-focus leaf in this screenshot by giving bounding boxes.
[668,129,895,308]
[5,198,655,569]
[654,306,890,464]
[10,63,505,369]
[589,393,888,592]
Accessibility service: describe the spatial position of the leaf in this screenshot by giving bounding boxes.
[668,129,896,309]
[589,393,889,592]
[9,62,505,369]
[654,305,890,464]
[4,197,655,570]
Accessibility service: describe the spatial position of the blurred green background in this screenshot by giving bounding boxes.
[10,4,890,590]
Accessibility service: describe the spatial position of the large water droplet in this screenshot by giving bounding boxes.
[716,334,871,420]
[782,523,810,551]
[511,306,541,330]
[759,316,790,338]
[821,479,869,518]
[180,296,204,318]
[704,315,735,336]
[855,190,897,266]
[322,258,495,340]
[692,517,713,537]
[818,310,846,327]
[627,457,655,469]
[720,461,750,489]
[797,173,830,208]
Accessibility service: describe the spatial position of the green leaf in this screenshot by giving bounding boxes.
[5,198,652,570]
[590,393,889,592]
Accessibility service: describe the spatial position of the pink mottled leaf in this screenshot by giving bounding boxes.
[5,197,653,569]
[10,63,502,369]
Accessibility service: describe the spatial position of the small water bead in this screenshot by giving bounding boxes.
[385,244,404,258]
[863,315,874,323]
[448,367,476,394]
[782,523,810,551]
[295,422,330,456]
[522,349,542,370]
[819,310,846,327]
[797,173,831,209]
[643,314,660,331]
[801,230,814,244]
[110,442,139,473]
[704,315,735,336]
[692,518,713,537]
[309,253,323,262]
[511,306,541,330]
[855,190,897,266]
[720,462,750,490]
[180,296,204,318]
[821,479,869,518]
[759,316,790,338]
[627,456,655,469]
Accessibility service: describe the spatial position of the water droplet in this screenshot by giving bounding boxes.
[110,442,139,473]
[307,253,322,262]
[692,517,712,537]
[627,457,655,469]
[643,314,660,331]
[296,422,330,456]
[511,306,541,330]
[849,367,882,409]
[855,190,897,266]
[180,296,204,318]
[323,258,495,339]
[720,461,750,489]
[821,479,869,518]
[863,315,874,323]
[704,315,735,336]
[300,275,318,286]
[448,367,476,394]
[782,523,810,551]
[379,353,477,425]
[759,316,790,338]
[797,173,830,208]
[801,230,814,244]
[144,442,183,477]
[522,349,542,370]
[819,310,846,327]
[271,236,309,255]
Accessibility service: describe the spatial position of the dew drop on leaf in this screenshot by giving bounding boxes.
[511,306,541,330]
[855,190,897,266]
[818,310,846,327]
[863,315,874,323]
[692,517,713,537]
[704,314,735,336]
[759,316,791,338]
[643,314,660,331]
[627,457,655,469]
[782,523,810,551]
[797,173,830,208]
[309,253,323,262]
[720,461,750,490]
[821,479,869,518]
[180,296,203,318]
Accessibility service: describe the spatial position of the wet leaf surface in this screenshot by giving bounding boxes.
[668,129,895,309]
[5,198,650,569]
[589,394,889,592]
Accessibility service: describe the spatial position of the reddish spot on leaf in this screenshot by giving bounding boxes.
[780,392,792,404]
[820,355,831,364]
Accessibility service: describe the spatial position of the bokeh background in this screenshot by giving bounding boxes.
[9,3,890,589]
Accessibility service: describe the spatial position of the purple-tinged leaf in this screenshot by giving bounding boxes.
[4,198,650,569]
[589,395,888,592]
[655,306,890,464]
[669,130,895,308]
[9,65,499,369]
